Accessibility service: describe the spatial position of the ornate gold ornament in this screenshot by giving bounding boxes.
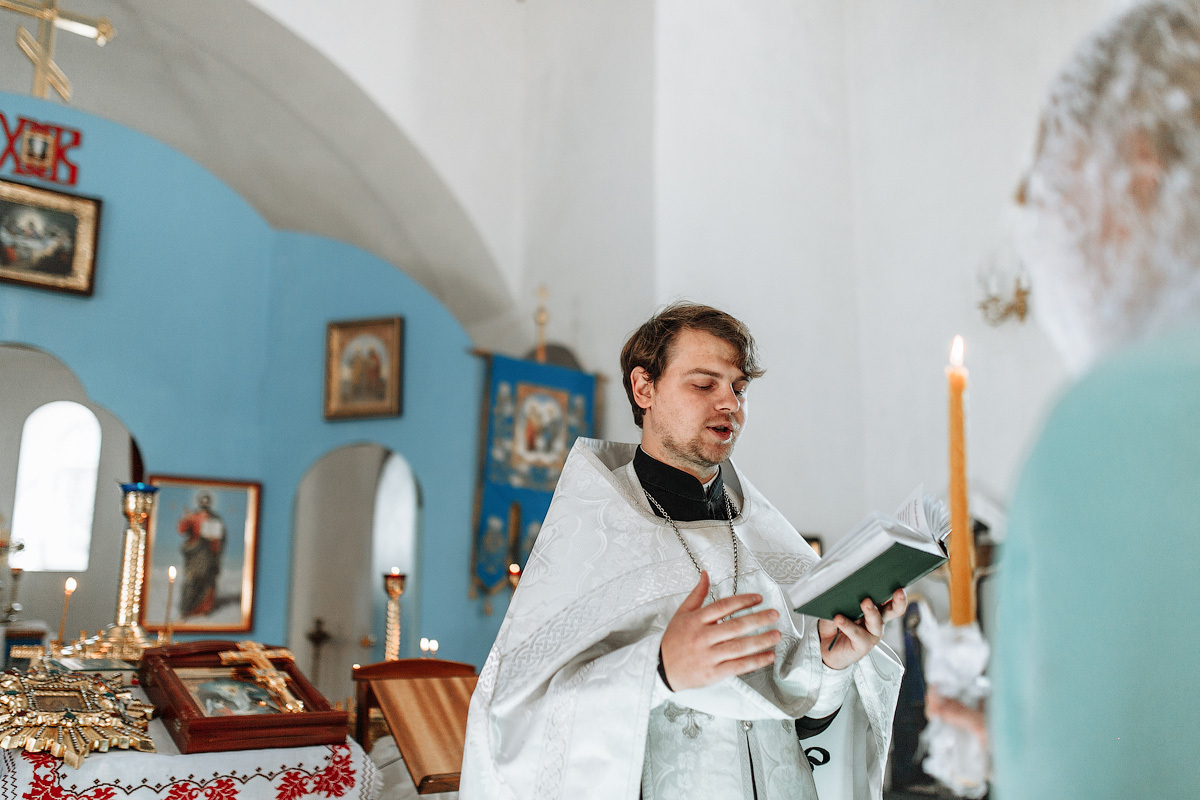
[0,0,115,102]
[0,669,154,768]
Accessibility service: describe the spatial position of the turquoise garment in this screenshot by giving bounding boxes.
[992,325,1200,799]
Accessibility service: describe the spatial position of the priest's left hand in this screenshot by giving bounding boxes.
[817,589,907,670]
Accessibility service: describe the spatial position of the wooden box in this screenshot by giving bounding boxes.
[140,640,349,753]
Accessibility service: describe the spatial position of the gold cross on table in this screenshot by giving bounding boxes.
[218,641,307,714]
[0,0,115,102]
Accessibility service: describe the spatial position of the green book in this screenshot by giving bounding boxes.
[788,490,950,620]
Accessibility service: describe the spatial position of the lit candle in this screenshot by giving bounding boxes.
[58,577,77,648]
[164,566,177,644]
[420,637,430,658]
[390,566,400,575]
[508,562,521,589]
[947,336,976,625]
[429,639,439,657]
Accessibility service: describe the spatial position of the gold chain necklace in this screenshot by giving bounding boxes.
[644,488,739,603]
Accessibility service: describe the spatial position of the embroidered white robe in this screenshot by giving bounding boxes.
[460,439,903,800]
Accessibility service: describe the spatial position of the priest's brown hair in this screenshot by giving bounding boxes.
[620,302,765,427]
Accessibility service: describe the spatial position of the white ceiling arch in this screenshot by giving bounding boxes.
[0,0,515,339]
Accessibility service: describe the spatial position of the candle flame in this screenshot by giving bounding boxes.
[64,577,77,594]
[429,639,439,653]
[390,566,400,575]
[950,335,965,368]
[508,563,521,575]
[168,565,177,581]
[420,637,429,650]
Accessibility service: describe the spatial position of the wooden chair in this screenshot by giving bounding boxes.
[352,659,477,794]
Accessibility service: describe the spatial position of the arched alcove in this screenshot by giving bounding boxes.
[0,343,139,637]
[288,442,420,704]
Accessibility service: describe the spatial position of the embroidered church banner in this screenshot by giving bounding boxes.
[471,354,595,601]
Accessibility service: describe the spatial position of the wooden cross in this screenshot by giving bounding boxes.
[0,0,115,102]
[218,641,306,714]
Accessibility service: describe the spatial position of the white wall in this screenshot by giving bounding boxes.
[242,0,1129,539]
[846,0,1113,516]
[517,0,657,444]
[655,1,865,535]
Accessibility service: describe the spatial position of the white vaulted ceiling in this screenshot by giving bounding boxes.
[0,0,516,338]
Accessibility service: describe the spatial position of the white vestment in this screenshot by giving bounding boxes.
[461,439,902,800]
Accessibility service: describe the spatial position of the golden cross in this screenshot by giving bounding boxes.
[218,641,307,714]
[0,0,114,102]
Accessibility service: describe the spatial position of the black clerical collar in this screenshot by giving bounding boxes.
[633,447,727,522]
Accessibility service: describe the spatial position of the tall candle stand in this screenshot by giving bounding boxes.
[383,570,406,661]
[91,483,159,660]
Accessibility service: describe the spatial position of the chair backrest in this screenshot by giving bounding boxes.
[353,658,476,682]
[353,658,478,794]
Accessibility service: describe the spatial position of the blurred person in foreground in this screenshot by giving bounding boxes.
[993,2,1200,798]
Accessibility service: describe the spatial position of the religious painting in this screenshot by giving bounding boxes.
[324,316,404,420]
[140,475,261,634]
[0,178,100,295]
[174,667,283,717]
[471,354,596,605]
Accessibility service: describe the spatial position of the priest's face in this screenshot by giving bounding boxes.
[632,328,749,481]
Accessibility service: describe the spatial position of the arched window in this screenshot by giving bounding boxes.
[10,401,102,572]
[372,452,417,575]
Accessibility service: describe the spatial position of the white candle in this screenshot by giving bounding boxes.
[164,566,177,643]
[58,578,77,647]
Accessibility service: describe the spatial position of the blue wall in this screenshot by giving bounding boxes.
[0,92,507,667]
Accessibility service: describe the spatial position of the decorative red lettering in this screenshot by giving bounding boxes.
[53,125,80,185]
[0,112,26,171]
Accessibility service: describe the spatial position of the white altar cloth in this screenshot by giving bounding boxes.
[0,715,381,800]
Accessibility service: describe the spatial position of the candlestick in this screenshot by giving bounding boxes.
[102,482,158,659]
[383,569,406,661]
[164,566,177,644]
[946,335,976,625]
[58,577,77,649]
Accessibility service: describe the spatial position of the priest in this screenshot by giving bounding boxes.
[461,303,906,799]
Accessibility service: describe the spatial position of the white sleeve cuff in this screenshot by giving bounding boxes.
[807,661,853,718]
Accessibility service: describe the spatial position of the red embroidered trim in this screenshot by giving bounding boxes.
[19,744,357,800]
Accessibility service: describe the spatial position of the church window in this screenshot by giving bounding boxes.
[10,400,101,572]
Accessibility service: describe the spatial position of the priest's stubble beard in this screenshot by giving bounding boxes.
[648,412,740,476]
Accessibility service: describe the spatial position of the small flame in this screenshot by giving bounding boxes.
[390,566,400,575]
[508,563,521,575]
[420,637,429,650]
[950,335,965,368]
[168,565,177,581]
[429,639,439,653]
[64,577,77,594]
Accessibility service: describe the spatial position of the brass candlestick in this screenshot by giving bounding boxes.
[94,483,158,660]
[383,570,406,661]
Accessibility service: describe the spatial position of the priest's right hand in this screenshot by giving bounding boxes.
[659,571,781,691]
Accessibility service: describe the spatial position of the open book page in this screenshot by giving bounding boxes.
[893,484,929,536]
[894,484,952,544]
[786,486,950,615]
